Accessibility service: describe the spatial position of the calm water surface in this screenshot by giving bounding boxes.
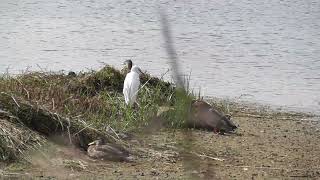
[0,0,319,114]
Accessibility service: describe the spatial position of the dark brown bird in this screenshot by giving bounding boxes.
[87,138,132,162]
[121,59,133,73]
[188,100,237,134]
[123,59,133,71]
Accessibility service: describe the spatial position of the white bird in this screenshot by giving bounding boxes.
[123,65,143,106]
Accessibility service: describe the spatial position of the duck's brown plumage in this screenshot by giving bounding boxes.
[87,139,131,162]
[188,100,237,133]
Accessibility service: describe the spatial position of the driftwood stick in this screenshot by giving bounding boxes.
[191,151,225,162]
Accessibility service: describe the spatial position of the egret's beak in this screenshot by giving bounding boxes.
[138,68,144,76]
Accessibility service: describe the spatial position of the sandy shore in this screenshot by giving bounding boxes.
[2,107,319,179]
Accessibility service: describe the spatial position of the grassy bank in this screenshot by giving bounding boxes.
[1,65,319,179]
[0,65,204,162]
[0,65,179,161]
[0,66,175,131]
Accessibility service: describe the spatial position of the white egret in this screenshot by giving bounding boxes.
[123,65,143,106]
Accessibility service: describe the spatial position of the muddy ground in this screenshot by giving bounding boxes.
[1,110,320,179]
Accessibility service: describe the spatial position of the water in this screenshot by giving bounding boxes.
[0,0,319,114]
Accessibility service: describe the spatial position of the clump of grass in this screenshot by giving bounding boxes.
[0,111,46,161]
[90,72,175,131]
[163,88,193,128]
[69,65,125,96]
[210,99,232,115]
[158,74,195,129]
[140,72,173,103]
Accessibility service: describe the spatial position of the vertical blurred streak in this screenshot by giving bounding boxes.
[159,11,185,90]
[159,9,200,179]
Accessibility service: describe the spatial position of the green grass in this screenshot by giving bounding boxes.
[0,65,177,133]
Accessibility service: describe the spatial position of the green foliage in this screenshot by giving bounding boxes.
[88,65,125,92]
[160,88,194,128]
[66,66,125,96]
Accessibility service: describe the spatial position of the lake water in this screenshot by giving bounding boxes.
[0,0,319,114]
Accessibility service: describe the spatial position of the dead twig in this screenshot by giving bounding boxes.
[191,151,224,162]
[106,125,120,140]
[14,78,30,99]
[52,98,55,110]
[74,123,92,136]
[0,92,21,108]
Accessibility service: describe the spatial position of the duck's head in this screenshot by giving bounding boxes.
[123,59,133,71]
[221,115,237,131]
